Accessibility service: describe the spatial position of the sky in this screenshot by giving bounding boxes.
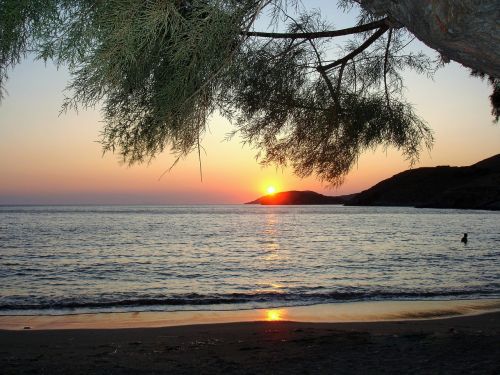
[0,2,498,205]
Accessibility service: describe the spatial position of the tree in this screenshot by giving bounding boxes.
[1,0,498,185]
[359,0,500,77]
[358,0,499,122]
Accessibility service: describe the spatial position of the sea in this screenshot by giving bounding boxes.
[0,205,499,315]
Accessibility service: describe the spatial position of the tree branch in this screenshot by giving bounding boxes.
[319,26,389,72]
[352,58,357,94]
[336,60,347,96]
[243,18,389,39]
[274,8,339,106]
[307,40,338,106]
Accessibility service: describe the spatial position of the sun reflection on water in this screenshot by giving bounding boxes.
[262,213,281,261]
[265,309,284,321]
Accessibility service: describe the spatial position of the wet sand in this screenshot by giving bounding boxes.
[1,310,499,374]
[2,299,499,330]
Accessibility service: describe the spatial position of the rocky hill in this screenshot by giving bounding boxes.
[346,154,500,210]
[245,190,355,205]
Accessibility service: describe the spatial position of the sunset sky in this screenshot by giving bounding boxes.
[0,2,498,205]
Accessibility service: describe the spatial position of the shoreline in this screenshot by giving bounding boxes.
[1,298,499,331]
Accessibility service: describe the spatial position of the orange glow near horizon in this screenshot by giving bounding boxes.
[265,309,284,321]
[2,27,500,206]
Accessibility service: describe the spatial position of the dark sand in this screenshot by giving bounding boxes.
[1,311,499,374]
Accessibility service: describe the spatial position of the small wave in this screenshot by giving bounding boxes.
[1,290,499,312]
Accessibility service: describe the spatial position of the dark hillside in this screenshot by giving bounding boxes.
[347,154,500,210]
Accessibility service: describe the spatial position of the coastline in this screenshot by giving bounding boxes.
[1,298,500,330]
[1,305,499,374]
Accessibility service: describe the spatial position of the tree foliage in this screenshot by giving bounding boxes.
[3,0,486,185]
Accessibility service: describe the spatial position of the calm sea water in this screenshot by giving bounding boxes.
[0,205,499,315]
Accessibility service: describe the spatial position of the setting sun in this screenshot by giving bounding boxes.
[266,186,276,195]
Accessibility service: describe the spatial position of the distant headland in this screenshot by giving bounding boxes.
[245,190,355,205]
[246,154,500,210]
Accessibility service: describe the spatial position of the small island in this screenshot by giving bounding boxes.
[245,190,356,205]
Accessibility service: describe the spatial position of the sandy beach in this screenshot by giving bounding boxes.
[1,304,499,374]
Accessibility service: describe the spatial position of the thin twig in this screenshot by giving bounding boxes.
[336,60,347,96]
[197,132,203,182]
[352,58,357,94]
[384,28,393,111]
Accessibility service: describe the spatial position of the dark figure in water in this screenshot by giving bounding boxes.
[461,233,468,244]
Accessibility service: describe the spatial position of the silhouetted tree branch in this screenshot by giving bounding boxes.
[243,18,389,39]
[0,0,496,186]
